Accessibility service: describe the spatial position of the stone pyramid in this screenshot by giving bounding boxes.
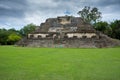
[17,16,120,48]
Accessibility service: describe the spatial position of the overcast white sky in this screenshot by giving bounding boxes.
[0,0,120,29]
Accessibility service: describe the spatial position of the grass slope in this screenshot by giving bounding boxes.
[0,46,120,80]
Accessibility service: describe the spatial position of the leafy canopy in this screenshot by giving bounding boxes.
[78,6,101,24]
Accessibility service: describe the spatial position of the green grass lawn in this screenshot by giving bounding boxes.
[0,46,120,80]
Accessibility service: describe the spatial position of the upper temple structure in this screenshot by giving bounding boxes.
[17,16,120,48]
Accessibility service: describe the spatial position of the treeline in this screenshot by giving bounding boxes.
[0,23,36,45]
[94,20,120,40]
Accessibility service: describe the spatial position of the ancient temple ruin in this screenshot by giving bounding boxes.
[17,16,120,48]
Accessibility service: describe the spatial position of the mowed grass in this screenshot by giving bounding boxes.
[0,46,120,80]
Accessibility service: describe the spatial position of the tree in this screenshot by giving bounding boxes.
[0,29,9,45]
[110,20,120,39]
[0,28,21,45]
[94,21,112,36]
[7,33,21,45]
[0,23,37,45]
[78,6,101,24]
[19,23,36,37]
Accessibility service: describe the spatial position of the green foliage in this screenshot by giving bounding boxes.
[0,29,9,45]
[7,33,21,44]
[110,20,120,39]
[94,21,112,35]
[0,23,37,45]
[0,28,21,45]
[20,23,36,36]
[94,20,120,40]
[94,21,108,31]
[78,6,101,24]
[0,46,120,80]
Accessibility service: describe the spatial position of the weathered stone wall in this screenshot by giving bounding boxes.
[28,32,97,39]
[58,16,71,25]
[28,33,49,38]
[26,39,54,47]
[22,38,96,48]
[66,33,96,38]
[17,33,120,48]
